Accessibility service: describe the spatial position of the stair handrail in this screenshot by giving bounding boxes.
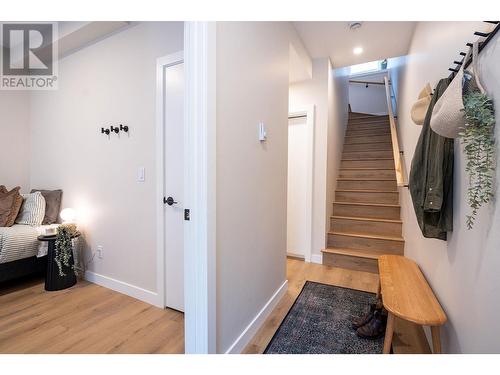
[384,75,407,187]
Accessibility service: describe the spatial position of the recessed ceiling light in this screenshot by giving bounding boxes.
[353,47,363,55]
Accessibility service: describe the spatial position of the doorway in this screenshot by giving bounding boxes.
[287,107,314,262]
[157,51,185,312]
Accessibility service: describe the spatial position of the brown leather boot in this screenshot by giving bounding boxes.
[351,303,377,329]
[356,309,387,339]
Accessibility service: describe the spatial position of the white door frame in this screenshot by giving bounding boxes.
[155,22,217,353]
[288,105,315,263]
[155,51,184,309]
[183,21,217,354]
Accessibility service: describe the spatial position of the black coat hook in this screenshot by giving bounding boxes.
[101,127,110,135]
[120,124,129,132]
[110,126,119,134]
[474,31,491,37]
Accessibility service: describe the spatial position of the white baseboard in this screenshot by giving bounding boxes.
[225,280,288,354]
[311,253,323,264]
[85,270,162,307]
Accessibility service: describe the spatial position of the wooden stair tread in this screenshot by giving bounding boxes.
[343,141,392,145]
[328,231,405,242]
[334,201,400,208]
[337,178,396,181]
[342,157,393,161]
[340,167,395,170]
[331,215,402,224]
[346,134,391,137]
[336,189,397,193]
[322,247,381,260]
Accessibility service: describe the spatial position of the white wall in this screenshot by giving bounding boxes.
[0,91,31,192]
[396,21,500,353]
[289,58,349,261]
[215,21,296,353]
[29,22,184,298]
[349,82,388,115]
[326,64,349,245]
[289,29,312,83]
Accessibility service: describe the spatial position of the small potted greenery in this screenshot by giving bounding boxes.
[461,91,496,229]
[54,223,79,277]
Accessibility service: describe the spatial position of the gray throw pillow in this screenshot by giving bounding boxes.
[30,189,63,224]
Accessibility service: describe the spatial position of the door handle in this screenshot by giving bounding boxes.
[164,196,178,206]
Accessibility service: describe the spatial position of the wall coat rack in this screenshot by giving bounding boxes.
[101,124,129,137]
[448,21,500,79]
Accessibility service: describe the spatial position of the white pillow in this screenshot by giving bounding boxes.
[15,192,46,226]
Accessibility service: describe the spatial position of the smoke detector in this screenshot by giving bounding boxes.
[349,22,363,30]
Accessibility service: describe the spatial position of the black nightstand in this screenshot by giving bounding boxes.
[38,233,80,291]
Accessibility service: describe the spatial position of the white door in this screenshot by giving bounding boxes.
[287,115,309,259]
[164,61,184,312]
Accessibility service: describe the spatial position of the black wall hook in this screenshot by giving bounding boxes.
[474,31,491,37]
[101,127,110,135]
[120,124,129,133]
[110,126,119,134]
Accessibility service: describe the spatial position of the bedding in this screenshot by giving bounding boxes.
[15,192,46,226]
[0,224,51,264]
[0,186,23,227]
[30,189,63,224]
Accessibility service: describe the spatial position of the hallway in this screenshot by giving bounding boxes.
[244,258,430,354]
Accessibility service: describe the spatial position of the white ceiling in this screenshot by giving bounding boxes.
[293,21,416,68]
[0,22,131,59]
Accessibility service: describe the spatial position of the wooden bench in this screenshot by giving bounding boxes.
[377,255,447,354]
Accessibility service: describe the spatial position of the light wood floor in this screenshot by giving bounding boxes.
[244,257,431,354]
[0,258,429,354]
[0,277,184,353]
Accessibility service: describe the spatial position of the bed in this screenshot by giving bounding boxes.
[0,224,51,283]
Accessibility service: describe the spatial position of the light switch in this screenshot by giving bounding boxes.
[137,167,145,182]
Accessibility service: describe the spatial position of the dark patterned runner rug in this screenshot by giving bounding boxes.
[264,281,383,354]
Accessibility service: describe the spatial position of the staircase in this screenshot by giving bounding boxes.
[322,112,405,273]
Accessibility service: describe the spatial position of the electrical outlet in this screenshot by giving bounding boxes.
[97,245,104,259]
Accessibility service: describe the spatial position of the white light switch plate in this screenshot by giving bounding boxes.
[258,122,267,142]
[137,167,145,182]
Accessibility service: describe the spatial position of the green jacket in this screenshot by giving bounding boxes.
[409,78,454,240]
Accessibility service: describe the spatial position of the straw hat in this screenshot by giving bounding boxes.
[410,83,432,126]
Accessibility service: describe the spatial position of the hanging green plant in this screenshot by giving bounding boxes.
[460,91,496,229]
[54,224,78,277]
